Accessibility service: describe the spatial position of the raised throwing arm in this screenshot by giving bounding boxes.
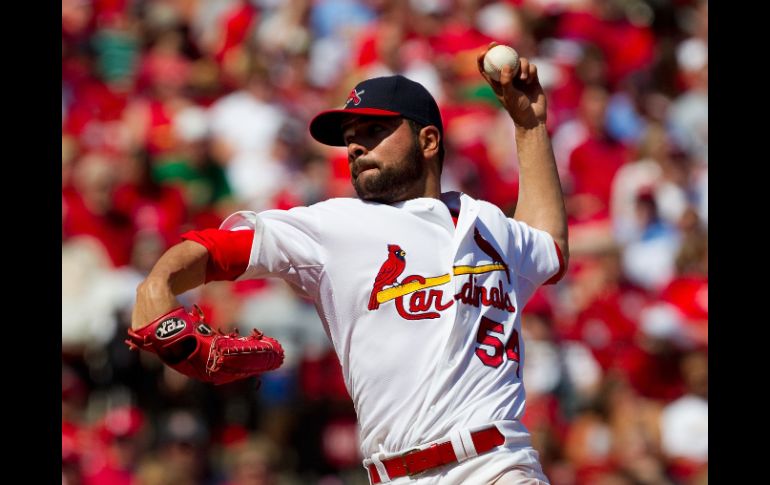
[477,43,569,267]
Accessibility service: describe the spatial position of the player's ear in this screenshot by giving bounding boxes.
[419,126,440,160]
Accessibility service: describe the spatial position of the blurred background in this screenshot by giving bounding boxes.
[61,0,707,484]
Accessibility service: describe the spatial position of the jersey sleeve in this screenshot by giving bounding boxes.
[218,208,325,295]
[508,218,565,288]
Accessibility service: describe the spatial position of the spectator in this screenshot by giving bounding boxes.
[62,151,135,267]
[84,406,148,485]
[610,123,689,244]
[566,84,629,226]
[620,191,681,291]
[207,56,290,209]
[659,349,708,482]
[157,409,219,485]
[112,150,188,250]
[220,437,281,485]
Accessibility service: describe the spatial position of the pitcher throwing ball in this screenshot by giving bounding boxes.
[131,43,568,484]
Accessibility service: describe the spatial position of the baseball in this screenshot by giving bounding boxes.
[483,45,520,82]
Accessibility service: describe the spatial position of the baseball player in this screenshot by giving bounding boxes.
[130,43,567,484]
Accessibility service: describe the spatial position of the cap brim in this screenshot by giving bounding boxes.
[309,108,401,146]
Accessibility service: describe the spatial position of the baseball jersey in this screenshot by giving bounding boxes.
[219,191,563,458]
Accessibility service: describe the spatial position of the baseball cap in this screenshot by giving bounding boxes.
[309,75,443,146]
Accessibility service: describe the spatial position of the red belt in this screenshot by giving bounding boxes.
[367,426,505,484]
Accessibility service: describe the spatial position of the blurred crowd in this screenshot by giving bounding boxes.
[62,0,708,484]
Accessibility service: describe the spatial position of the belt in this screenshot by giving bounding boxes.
[367,426,505,484]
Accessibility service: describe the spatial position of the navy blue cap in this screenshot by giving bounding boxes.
[309,75,443,146]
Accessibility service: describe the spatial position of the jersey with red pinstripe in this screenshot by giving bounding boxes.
[201,191,563,467]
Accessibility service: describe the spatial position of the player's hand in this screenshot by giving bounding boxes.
[477,42,546,130]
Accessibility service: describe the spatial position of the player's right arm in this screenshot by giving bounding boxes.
[131,240,209,330]
[132,207,323,330]
[131,226,255,329]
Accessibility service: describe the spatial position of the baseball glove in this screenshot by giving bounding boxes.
[125,305,284,385]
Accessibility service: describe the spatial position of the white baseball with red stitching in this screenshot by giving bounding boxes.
[483,45,521,82]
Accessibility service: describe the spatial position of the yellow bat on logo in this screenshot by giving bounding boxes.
[376,274,451,304]
[452,264,507,275]
[375,264,507,304]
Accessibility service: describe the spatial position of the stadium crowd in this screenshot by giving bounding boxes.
[62,0,708,483]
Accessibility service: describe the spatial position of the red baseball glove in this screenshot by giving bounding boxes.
[125,306,284,385]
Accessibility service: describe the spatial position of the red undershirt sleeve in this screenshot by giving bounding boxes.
[181,229,254,283]
[543,240,566,285]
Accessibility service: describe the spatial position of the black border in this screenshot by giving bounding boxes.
[9,0,61,480]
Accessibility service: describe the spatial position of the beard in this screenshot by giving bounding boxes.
[352,140,424,204]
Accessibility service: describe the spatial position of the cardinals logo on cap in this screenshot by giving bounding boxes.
[346,88,365,106]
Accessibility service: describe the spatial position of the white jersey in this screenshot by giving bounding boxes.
[220,191,562,461]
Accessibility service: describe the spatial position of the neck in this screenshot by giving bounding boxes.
[402,164,442,201]
[420,159,443,199]
[422,182,441,199]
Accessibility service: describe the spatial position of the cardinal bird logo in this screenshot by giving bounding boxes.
[368,244,407,310]
[474,227,511,284]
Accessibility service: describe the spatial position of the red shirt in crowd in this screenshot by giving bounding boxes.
[568,136,629,223]
[214,1,259,65]
[559,283,646,371]
[62,186,135,267]
[556,10,656,87]
[112,182,187,249]
[64,80,130,154]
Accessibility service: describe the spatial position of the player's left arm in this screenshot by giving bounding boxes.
[477,44,569,270]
